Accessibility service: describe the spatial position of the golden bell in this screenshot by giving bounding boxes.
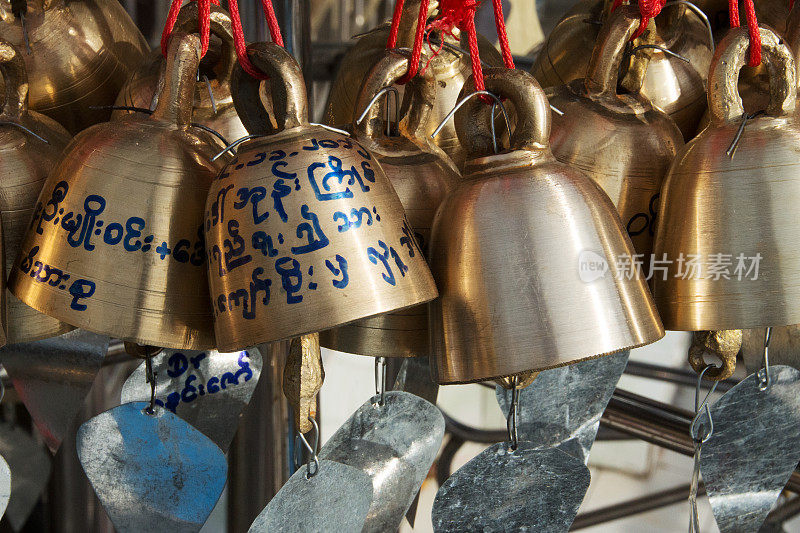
[320,50,458,358]
[323,0,503,168]
[207,42,438,351]
[652,26,800,331]
[0,40,72,343]
[532,1,712,139]
[428,68,664,384]
[114,2,255,143]
[0,0,148,134]
[8,33,226,349]
[546,5,684,259]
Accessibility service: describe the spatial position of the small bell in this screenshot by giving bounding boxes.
[320,50,458,358]
[0,0,148,133]
[429,68,663,384]
[323,0,503,167]
[0,39,71,342]
[547,5,684,259]
[652,26,800,330]
[114,2,259,143]
[532,1,712,139]
[207,42,438,351]
[8,32,226,349]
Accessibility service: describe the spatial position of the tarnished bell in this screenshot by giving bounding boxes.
[114,3,251,143]
[207,42,438,351]
[0,40,72,342]
[547,5,684,259]
[8,33,227,349]
[532,0,712,139]
[323,0,503,168]
[320,51,458,358]
[743,327,800,371]
[428,68,663,384]
[652,27,800,331]
[0,0,148,134]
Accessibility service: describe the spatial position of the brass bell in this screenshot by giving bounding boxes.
[547,5,684,259]
[532,1,712,139]
[207,42,438,351]
[323,0,504,168]
[0,0,148,134]
[652,26,800,330]
[429,68,663,384]
[742,326,800,371]
[114,2,256,143]
[320,50,458,358]
[9,32,226,349]
[0,39,72,343]
[693,0,790,35]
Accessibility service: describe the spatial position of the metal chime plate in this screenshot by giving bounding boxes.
[392,356,439,405]
[0,454,10,520]
[248,459,373,533]
[702,366,800,533]
[0,421,51,531]
[432,443,590,532]
[77,402,227,533]
[0,330,109,452]
[319,391,445,533]
[496,350,629,463]
[121,347,262,452]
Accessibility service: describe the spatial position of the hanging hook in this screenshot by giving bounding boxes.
[688,364,718,533]
[432,90,511,155]
[629,44,691,63]
[374,356,387,407]
[727,110,764,158]
[506,376,520,452]
[758,326,772,391]
[202,74,218,115]
[294,417,320,478]
[664,1,715,51]
[144,356,157,416]
[355,85,400,137]
[212,134,268,161]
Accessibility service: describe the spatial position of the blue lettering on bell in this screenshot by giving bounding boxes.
[252,231,279,257]
[68,279,96,311]
[291,204,329,254]
[167,352,189,378]
[63,195,106,251]
[271,179,292,222]
[234,186,269,225]
[209,184,234,229]
[275,257,303,304]
[324,254,349,289]
[307,156,355,201]
[367,240,406,286]
[34,181,69,235]
[123,216,145,252]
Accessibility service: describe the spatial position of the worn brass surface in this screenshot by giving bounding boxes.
[428,67,663,384]
[0,0,148,134]
[687,330,741,380]
[547,6,684,259]
[495,370,538,390]
[532,1,712,139]
[208,42,438,350]
[283,332,323,433]
[323,2,503,168]
[652,27,800,330]
[694,0,789,35]
[320,51,458,358]
[114,3,251,143]
[0,40,71,342]
[9,33,226,350]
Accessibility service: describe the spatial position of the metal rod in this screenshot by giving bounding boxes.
[624,361,738,392]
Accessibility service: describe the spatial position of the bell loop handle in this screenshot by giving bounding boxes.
[585,5,650,99]
[152,32,203,128]
[453,68,549,158]
[433,90,510,155]
[294,417,320,478]
[0,40,27,119]
[232,42,308,136]
[172,3,237,89]
[687,332,738,381]
[353,50,435,141]
[709,27,796,123]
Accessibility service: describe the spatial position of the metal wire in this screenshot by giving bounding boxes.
[665,1,715,51]
[355,85,399,137]
[295,417,320,478]
[0,121,49,143]
[432,90,511,155]
[758,326,773,391]
[374,356,387,407]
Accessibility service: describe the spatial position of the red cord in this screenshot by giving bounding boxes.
[397,0,430,83]
[491,0,514,68]
[610,0,666,39]
[427,0,486,94]
[228,0,285,79]
[729,0,761,66]
[387,0,405,49]
[160,0,220,58]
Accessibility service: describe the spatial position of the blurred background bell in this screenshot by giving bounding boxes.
[428,67,663,384]
[0,39,72,342]
[8,32,225,350]
[546,6,684,259]
[693,0,789,36]
[532,0,712,139]
[320,50,458,358]
[207,42,438,351]
[114,2,252,143]
[652,27,800,331]
[0,0,148,134]
[323,0,504,168]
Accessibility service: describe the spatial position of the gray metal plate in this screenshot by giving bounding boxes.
[77,402,227,533]
[496,351,629,463]
[121,347,262,452]
[0,330,109,452]
[392,356,439,405]
[0,421,51,531]
[702,366,800,533]
[432,443,590,532]
[319,390,444,533]
[248,459,373,533]
[0,454,10,520]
